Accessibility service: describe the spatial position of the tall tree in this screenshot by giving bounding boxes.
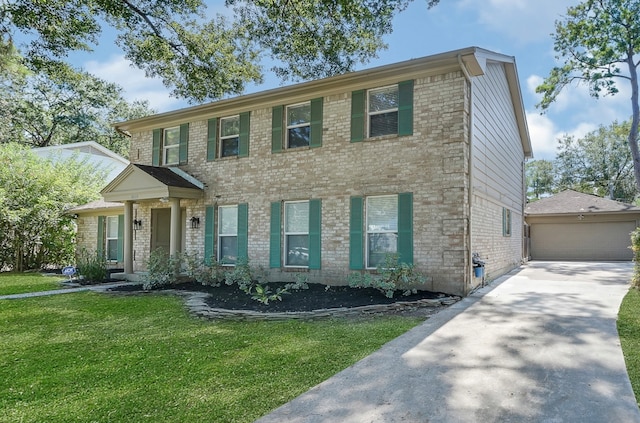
[526,159,555,201]
[1,0,440,103]
[536,0,640,191]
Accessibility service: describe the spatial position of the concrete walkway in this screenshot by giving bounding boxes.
[256,261,640,423]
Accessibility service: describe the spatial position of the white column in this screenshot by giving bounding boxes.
[169,197,181,257]
[124,201,134,274]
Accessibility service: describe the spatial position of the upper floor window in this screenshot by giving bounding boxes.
[286,102,311,148]
[219,116,240,158]
[163,126,180,165]
[368,85,399,137]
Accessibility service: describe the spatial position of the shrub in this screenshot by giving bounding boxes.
[631,228,640,288]
[76,248,107,284]
[143,248,180,290]
[348,254,427,298]
[183,253,225,287]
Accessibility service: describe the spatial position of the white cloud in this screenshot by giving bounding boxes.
[526,112,598,160]
[84,55,186,112]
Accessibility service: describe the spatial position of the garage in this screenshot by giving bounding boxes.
[525,190,640,261]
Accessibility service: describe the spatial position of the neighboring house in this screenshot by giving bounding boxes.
[525,190,640,261]
[92,47,532,296]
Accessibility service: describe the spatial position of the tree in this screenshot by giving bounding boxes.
[536,0,640,191]
[526,159,555,201]
[1,0,441,104]
[0,143,108,271]
[555,121,636,201]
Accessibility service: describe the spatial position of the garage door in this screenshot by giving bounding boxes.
[530,221,636,261]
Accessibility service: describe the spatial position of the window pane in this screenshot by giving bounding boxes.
[286,234,309,266]
[367,196,398,232]
[288,126,310,148]
[369,112,398,137]
[220,236,238,264]
[219,206,238,235]
[287,103,311,126]
[164,127,180,146]
[165,146,179,165]
[106,216,119,238]
[367,233,397,268]
[369,86,398,112]
[220,116,239,137]
[107,239,118,261]
[285,202,309,233]
[221,137,239,157]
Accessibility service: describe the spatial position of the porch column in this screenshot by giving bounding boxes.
[169,197,182,257]
[123,201,134,274]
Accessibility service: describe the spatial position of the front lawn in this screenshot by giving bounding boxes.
[619,288,640,404]
[0,273,62,296]
[0,291,423,422]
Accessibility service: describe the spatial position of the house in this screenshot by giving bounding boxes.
[77,47,532,296]
[525,190,640,261]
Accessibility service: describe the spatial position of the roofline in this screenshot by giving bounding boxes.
[525,210,640,217]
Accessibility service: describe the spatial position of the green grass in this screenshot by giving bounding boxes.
[0,290,423,423]
[0,273,62,295]
[619,288,640,404]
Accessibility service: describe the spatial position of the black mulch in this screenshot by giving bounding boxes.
[110,281,446,313]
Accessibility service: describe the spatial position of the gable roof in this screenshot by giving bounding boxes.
[66,199,123,214]
[101,164,204,202]
[113,46,532,158]
[525,190,640,216]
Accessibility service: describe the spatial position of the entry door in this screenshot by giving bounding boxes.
[151,208,187,254]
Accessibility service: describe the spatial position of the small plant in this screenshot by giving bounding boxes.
[143,248,181,290]
[183,253,225,287]
[75,248,107,284]
[631,228,640,288]
[284,273,310,292]
[224,257,254,293]
[251,284,288,305]
[348,253,427,298]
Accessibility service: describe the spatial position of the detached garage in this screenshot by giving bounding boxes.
[525,190,640,261]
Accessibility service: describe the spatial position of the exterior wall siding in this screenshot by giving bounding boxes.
[470,62,525,286]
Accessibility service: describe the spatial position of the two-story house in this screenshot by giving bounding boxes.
[81,46,532,296]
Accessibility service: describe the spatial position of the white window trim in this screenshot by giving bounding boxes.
[284,200,309,268]
[219,115,240,158]
[163,126,180,165]
[218,205,238,265]
[365,194,398,269]
[367,84,399,138]
[105,216,119,262]
[285,102,311,148]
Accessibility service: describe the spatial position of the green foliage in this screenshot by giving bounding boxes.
[0,143,106,271]
[617,288,640,403]
[526,159,556,201]
[631,228,640,288]
[182,252,225,287]
[75,248,107,284]
[348,254,427,298]
[142,248,181,290]
[2,0,441,103]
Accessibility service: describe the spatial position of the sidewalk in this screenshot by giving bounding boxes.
[255,261,640,423]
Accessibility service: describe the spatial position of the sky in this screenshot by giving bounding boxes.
[74,0,633,161]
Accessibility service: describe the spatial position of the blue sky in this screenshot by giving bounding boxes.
[75,0,632,161]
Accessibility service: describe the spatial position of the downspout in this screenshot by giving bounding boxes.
[458,54,475,294]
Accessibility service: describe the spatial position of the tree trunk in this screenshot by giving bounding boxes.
[627,54,640,195]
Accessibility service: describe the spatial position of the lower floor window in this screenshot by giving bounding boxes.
[105,216,119,261]
[218,205,238,264]
[285,201,309,267]
[366,195,398,268]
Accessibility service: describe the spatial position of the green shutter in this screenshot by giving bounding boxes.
[238,112,250,157]
[97,216,105,258]
[397,192,413,265]
[271,106,283,153]
[310,97,323,148]
[270,202,282,268]
[350,90,365,142]
[204,206,215,264]
[308,199,322,269]
[349,197,364,269]
[237,203,249,261]
[398,80,414,136]
[117,214,124,262]
[179,123,189,164]
[152,129,162,166]
[207,118,217,162]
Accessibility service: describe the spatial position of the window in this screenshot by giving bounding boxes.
[286,102,311,148]
[284,201,310,267]
[368,85,399,137]
[366,195,398,268]
[219,116,240,157]
[218,205,238,265]
[503,208,512,237]
[105,216,119,261]
[163,126,180,165]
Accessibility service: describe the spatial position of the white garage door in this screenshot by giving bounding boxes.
[530,221,636,261]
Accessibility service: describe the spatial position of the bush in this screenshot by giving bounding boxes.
[183,253,225,287]
[143,248,181,290]
[631,228,640,288]
[348,254,427,298]
[76,248,107,284]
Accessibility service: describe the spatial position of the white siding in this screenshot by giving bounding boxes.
[471,62,526,285]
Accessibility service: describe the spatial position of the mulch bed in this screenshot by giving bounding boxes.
[111,281,447,313]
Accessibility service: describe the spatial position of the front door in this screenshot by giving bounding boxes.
[151,208,187,254]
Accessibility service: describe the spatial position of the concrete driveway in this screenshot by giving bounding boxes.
[256,261,640,423]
